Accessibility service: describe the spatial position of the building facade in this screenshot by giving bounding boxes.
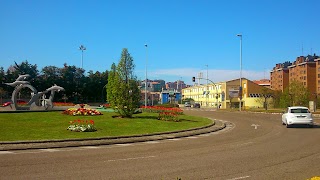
[316,58,320,95]
[270,61,290,92]
[182,78,273,109]
[271,55,318,96]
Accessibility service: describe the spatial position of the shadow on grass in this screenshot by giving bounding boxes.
[179,118,198,122]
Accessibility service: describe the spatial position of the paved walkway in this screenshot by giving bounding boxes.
[0,120,226,151]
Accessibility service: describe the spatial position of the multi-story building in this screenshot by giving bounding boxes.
[271,55,317,95]
[182,78,273,109]
[288,55,317,95]
[316,57,320,95]
[165,81,186,91]
[270,61,291,92]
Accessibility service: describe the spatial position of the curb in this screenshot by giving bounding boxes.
[0,120,226,151]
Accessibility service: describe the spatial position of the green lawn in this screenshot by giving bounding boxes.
[0,111,212,141]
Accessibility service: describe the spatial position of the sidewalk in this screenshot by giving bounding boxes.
[0,120,226,151]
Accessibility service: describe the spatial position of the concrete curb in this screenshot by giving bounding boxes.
[0,120,226,151]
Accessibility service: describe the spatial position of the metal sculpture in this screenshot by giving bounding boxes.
[1,74,65,111]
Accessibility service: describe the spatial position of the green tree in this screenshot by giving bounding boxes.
[255,87,274,110]
[107,48,141,118]
[280,80,309,107]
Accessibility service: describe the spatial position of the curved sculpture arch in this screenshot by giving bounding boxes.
[1,74,64,111]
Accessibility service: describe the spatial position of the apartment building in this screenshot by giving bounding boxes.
[270,61,290,92]
[288,55,316,95]
[315,57,320,95]
[270,55,320,95]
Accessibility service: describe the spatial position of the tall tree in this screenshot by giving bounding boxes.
[107,63,119,109]
[280,80,309,107]
[107,48,141,118]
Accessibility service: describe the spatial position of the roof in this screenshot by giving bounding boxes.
[288,106,309,109]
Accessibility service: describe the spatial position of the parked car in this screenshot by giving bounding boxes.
[184,102,191,107]
[193,103,200,108]
[281,106,313,128]
[2,102,12,107]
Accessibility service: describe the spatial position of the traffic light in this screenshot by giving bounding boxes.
[192,77,195,82]
[238,86,243,100]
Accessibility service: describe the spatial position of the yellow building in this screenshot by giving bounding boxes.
[182,78,274,109]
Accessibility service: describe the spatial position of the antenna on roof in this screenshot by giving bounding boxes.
[302,42,304,56]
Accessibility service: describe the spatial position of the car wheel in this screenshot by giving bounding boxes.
[286,120,290,128]
[282,120,285,125]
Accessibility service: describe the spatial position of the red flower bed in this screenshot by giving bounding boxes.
[62,108,102,116]
[141,106,183,121]
[54,102,75,106]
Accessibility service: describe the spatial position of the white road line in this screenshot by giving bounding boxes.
[167,138,180,141]
[143,141,160,144]
[40,149,60,152]
[115,143,133,147]
[227,175,251,180]
[107,155,156,162]
[81,146,100,149]
[0,151,14,155]
[198,134,211,137]
[184,136,198,139]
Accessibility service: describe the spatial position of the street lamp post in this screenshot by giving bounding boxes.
[237,34,242,111]
[79,45,86,69]
[101,84,107,104]
[144,44,148,107]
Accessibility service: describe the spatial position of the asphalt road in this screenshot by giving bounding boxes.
[0,110,319,180]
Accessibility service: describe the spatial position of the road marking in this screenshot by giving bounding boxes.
[107,155,156,162]
[40,149,60,152]
[251,124,260,129]
[167,138,180,141]
[227,175,250,180]
[81,146,100,149]
[143,141,160,144]
[0,151,14,155]
[185,136,198,139]
[115,144,133,147]
[199,134,211,137]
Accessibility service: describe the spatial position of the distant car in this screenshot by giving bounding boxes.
[184,102,191,107]
[193,103,200,108]
[282,106,313,128]
[2,102,12,107]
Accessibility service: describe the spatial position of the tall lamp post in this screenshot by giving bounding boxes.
[144,44,148,107]
[237,34,242,111]
[79,45,86,69]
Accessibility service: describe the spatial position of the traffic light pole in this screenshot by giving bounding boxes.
[192,77,219,110]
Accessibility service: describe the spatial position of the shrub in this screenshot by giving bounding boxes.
[67,119,97,132]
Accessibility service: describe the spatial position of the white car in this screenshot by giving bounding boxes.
[282,106,313,128]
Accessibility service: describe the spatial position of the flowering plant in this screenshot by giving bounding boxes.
[62,108,102,116]
[53,102,75,106]
[141,106,183,122]
[67,119,97,132]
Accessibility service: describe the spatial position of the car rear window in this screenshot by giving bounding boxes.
[290,108,309,113]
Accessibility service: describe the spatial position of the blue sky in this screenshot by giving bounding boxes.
[1,0,319,85]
